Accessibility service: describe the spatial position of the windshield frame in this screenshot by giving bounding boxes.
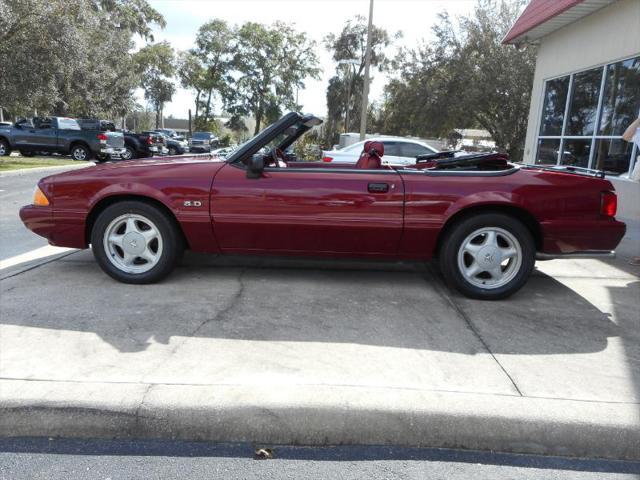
[227,112,322,165]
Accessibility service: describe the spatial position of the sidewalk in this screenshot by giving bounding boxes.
[1,240,638,459]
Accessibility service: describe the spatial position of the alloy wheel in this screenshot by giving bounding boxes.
[72,147,87,161]
[103,213,163,274]
[456,227,522,289]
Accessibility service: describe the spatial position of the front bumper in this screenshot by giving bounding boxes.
[19,205,55,243]
[20,205,87,248]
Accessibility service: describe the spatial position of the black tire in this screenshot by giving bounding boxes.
[70,144,92,161]
[91,201,184,284]
[121,145,136,160]
[438,213,535,300]
[168,146,178,156]
[0,139,11,156]
[19,150,35,157]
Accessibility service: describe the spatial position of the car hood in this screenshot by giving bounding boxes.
[41,156,227,183]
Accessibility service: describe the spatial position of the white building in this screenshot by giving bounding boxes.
[504,0,640,218]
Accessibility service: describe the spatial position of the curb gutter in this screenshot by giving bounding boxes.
[1,380,638,461]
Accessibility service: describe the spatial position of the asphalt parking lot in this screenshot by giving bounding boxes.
[1,166,639,460]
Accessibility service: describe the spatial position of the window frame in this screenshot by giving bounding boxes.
[535,54,640,177]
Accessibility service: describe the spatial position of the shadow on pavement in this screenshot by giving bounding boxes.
[0,254,621,358]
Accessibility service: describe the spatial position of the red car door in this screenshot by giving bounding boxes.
[210,163,404,255]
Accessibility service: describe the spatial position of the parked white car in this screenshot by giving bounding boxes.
[322,137,438,165]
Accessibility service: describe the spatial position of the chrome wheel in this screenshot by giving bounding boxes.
[456,227,522,290]
[72,147,87,161]
[103,214,163,274]
[121,147,133,160]
[0,141,7,156]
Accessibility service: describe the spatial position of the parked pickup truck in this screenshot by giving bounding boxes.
[79,118,169,160]
[78,119,166,160]
[0,117,125,161]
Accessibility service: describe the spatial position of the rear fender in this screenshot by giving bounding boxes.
[443,191,528,219]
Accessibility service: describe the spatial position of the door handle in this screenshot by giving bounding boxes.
[368,182,389,193]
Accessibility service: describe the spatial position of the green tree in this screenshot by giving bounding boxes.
[135,41,176,128]
[323,16,399,144]
[0,0,164,119]
[177,51,207,122]
[193,20,235,126]
[227,22,320,134]
[225,115,249,142]
[177,20,235,129]
[377,0,536,160]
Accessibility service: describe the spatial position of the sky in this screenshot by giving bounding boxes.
[142,0,479,119]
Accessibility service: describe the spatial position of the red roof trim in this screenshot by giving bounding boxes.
[503,0,585,44]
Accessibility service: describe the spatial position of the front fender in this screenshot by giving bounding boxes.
[89,183,175,211]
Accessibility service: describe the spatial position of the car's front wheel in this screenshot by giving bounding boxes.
[91,201,183,284]
[439,213,535,300]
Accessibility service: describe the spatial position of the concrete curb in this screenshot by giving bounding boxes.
[0,163,92,177]
[1,380,638,460]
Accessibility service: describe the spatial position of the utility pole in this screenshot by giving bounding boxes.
[359,0,374,141]
[0,107,4,123]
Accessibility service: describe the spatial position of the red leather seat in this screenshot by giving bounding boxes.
[355,141,384,169]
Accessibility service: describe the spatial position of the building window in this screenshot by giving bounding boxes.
[535,56,640,176]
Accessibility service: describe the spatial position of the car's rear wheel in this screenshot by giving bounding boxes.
[71,144,92,161]
[168,146,178,156]
[121,146,135,160]
[0,139,10,156]
[439,213,535,300]
[91,201,183,284]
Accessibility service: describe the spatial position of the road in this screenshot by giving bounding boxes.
[1,438,639,480]
[0,166,86,262]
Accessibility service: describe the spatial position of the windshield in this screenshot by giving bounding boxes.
[192,132,210,139]
[343,141,365,152]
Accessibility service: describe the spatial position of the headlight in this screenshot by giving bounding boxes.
[33,186,50,206]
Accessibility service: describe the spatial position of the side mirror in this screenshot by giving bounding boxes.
[14,123,22,129]
[246,154,265,179]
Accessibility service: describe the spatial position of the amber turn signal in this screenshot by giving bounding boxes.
[33,186,50,206]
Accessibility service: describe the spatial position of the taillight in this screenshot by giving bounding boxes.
[322,156,333,162]
[601,191,617,217]
[146,136,153,145]
[97,133,108,142]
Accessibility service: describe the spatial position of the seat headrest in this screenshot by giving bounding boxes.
[364,141,384,157]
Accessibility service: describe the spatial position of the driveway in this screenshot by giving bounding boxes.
[0,165,639,459]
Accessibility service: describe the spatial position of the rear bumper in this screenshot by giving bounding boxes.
[100,147,126,157]
[19,205,86,248]
[541,218,626,254]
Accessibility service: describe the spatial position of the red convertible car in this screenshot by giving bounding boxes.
[20,112,625,299]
